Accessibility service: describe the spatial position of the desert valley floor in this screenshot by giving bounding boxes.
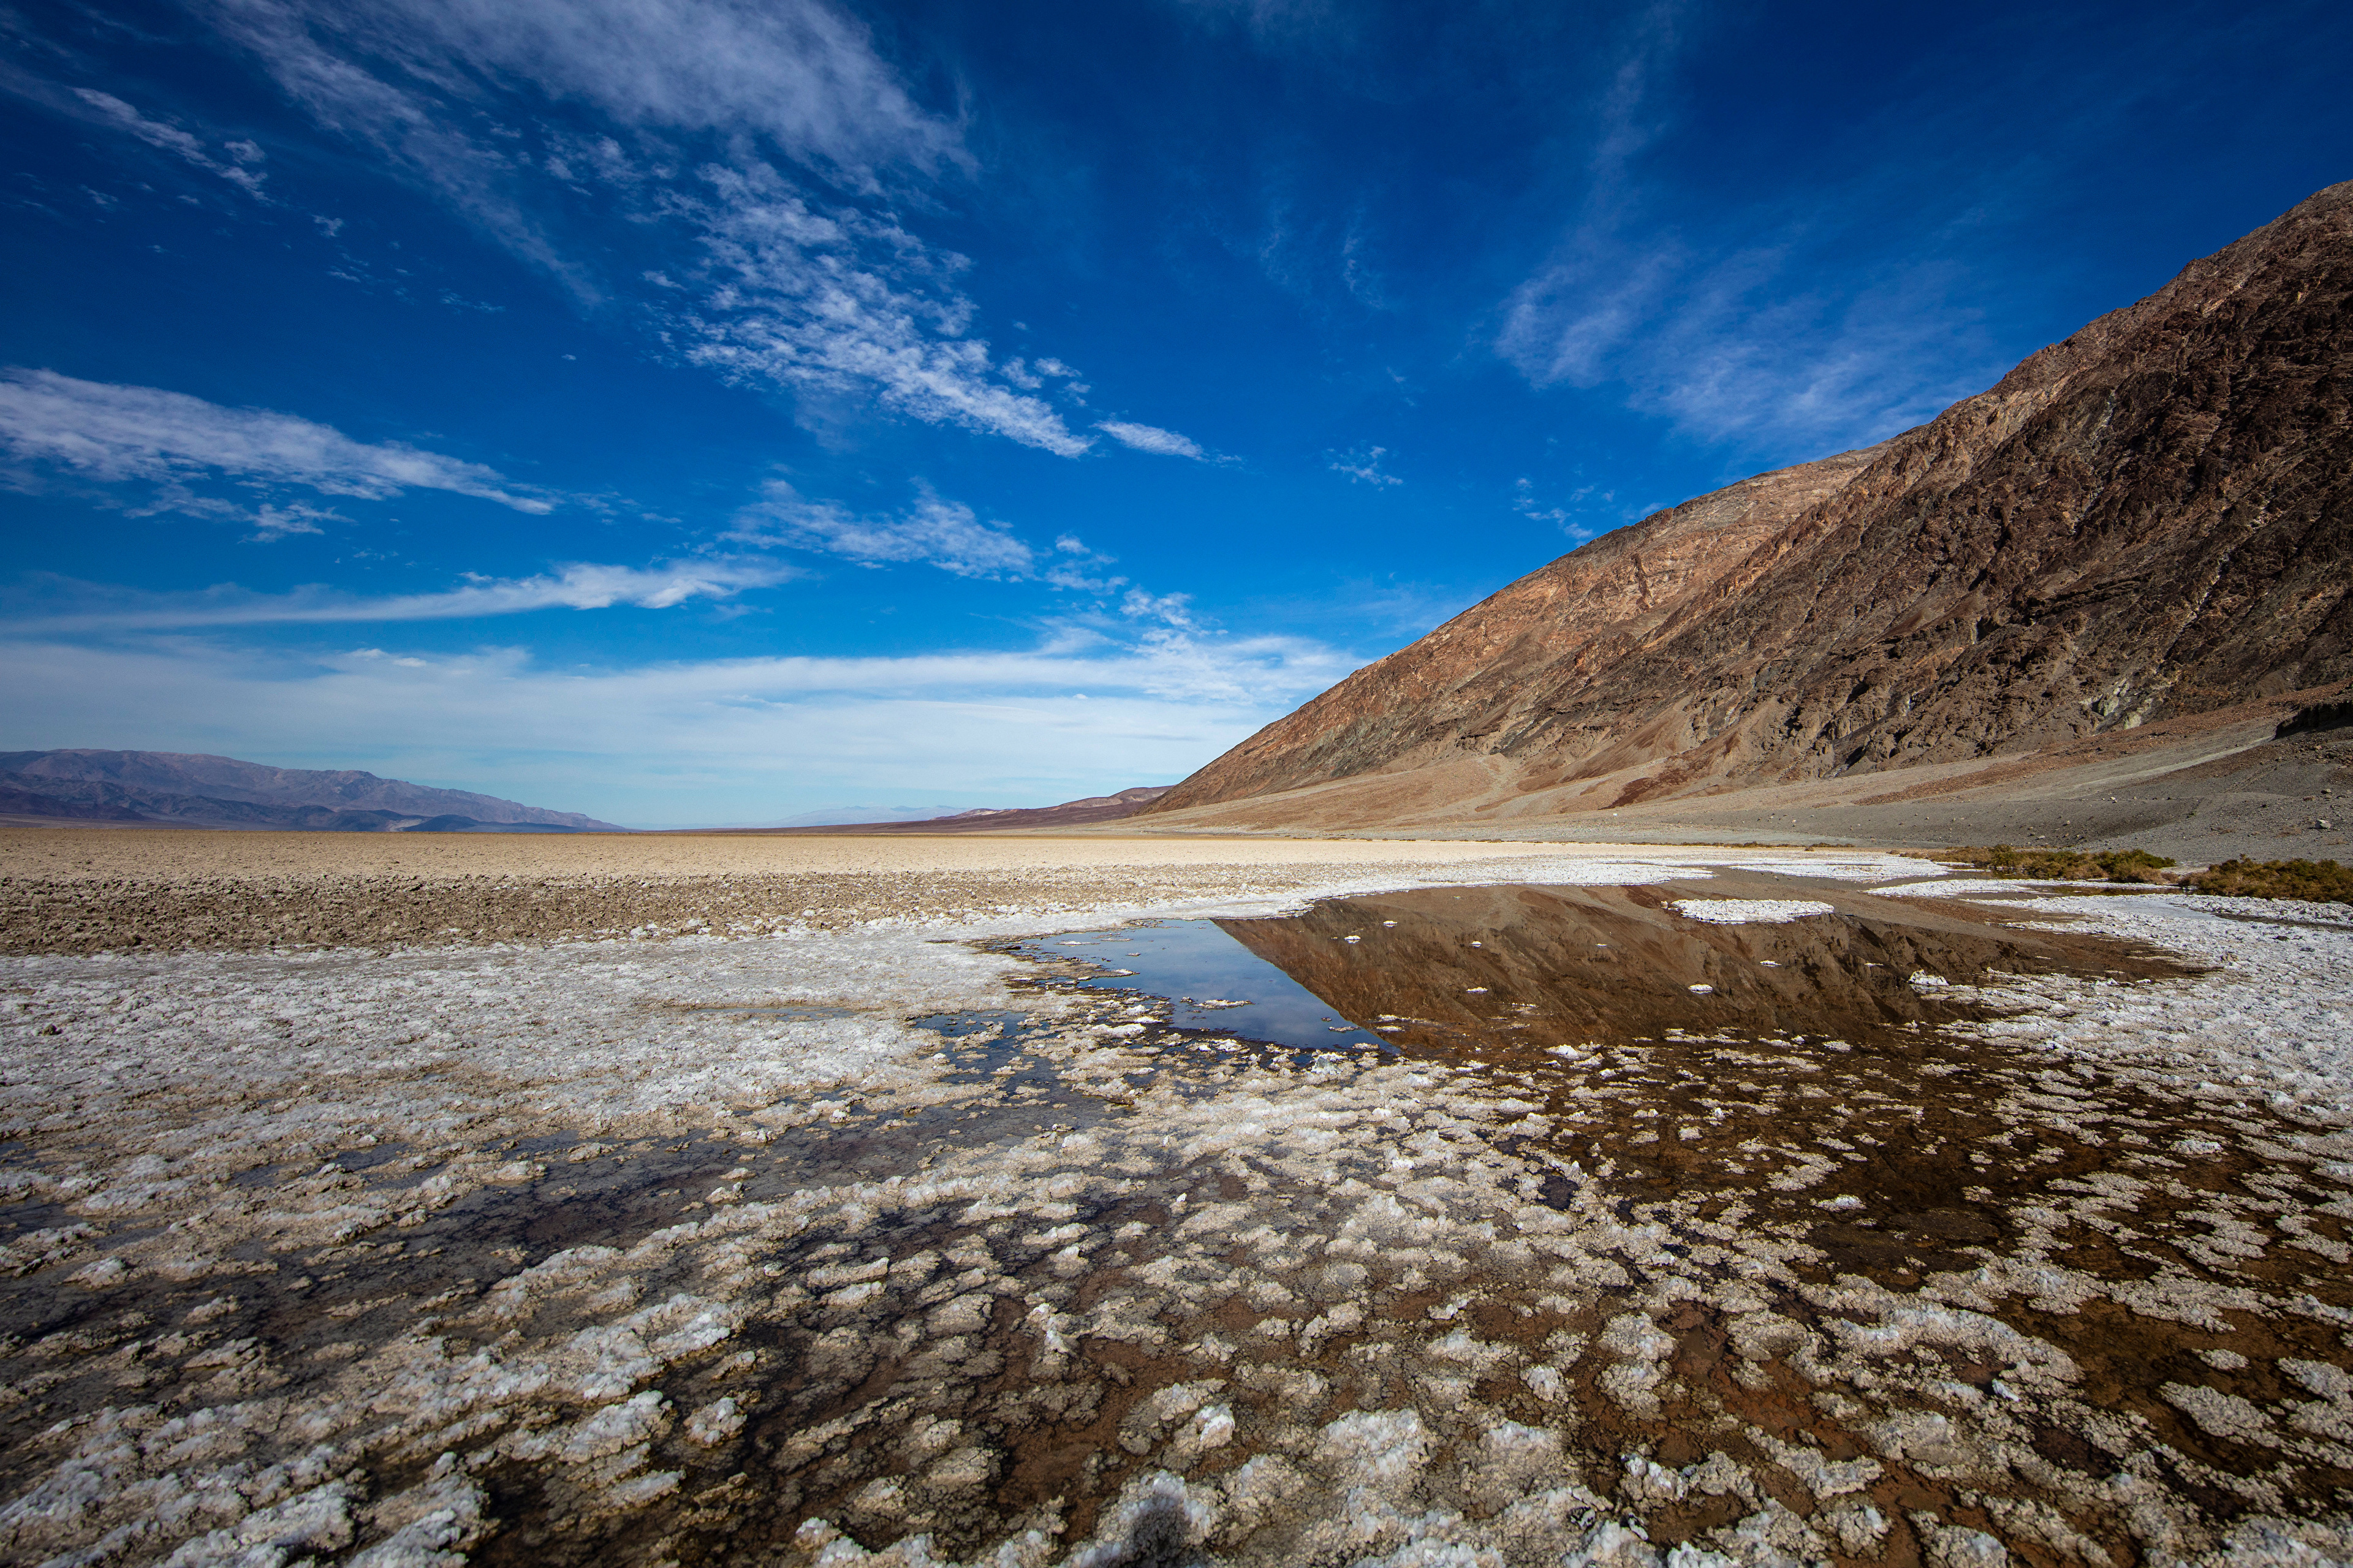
[2,830,2352,1568]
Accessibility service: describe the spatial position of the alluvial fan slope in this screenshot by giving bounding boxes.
[1148,182,2353,824]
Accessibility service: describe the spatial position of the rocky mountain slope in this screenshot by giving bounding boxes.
[1146,182,2353,828]
[0,750,623,831]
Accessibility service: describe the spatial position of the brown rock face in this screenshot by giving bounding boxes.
[1150,182,2353,820]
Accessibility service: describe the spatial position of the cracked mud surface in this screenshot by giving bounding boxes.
[1,847,2350,1566]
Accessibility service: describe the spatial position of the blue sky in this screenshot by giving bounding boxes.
[2,0,2348,827]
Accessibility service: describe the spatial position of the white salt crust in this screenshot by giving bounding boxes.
[1874,878,2191,900]
[1,855,2347,1567]
[1900,884,2353,1124]
[1669,900,1839,926]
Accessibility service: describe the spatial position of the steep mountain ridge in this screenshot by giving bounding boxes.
[0,750,623,831]
[1149,182,2353,823]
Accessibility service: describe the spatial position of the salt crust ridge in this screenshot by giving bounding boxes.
[3,851,2350,1566]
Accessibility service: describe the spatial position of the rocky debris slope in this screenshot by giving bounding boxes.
[1150,181,2353,822]
[0,749,622,831]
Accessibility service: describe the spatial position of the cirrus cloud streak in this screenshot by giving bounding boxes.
[72,89,270,196]
[207,0,1103,456]
[726,479,1034,577]
[6,560,792,632]
[0,368,555,516]
[1097,420,1205,459]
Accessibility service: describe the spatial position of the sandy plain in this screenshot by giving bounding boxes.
[3,828,2352,1568]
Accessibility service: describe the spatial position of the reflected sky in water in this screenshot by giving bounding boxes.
[1007,921,1387,1051]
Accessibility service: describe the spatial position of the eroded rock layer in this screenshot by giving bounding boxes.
[1151,182,2353,820]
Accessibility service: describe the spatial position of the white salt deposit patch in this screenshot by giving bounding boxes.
[1873,877,2069,898]
[1872,877,2181,900]
[1721,854,1929,882]
[1921,889,2353,1123]
[0,928,1024,1161]
[1670,898,1838,925]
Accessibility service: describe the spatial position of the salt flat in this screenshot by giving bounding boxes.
[2,826,1604,881]
[0,829,1658,955]
[2,831,2350,1567]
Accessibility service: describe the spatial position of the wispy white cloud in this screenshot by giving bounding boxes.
[1241,175,1396,319]
[1044,533,1127,594]
[0,368,555,518]
[8,560,789,632]
[675,164,1092,455]
[1327,443,1400,487]
[207,0,1096,455]
[1510,476,1602,541]
[1491,7,1999,452]
[728,480,1211,605]
[728,480,1035,577]
[1120,588,1197,629]
[71,89,269,197]
[1097,420,1205,459]
[229,0,964,182]
[1496,233,1996,450]
[0,616,1360,823]
[250,501,344,541]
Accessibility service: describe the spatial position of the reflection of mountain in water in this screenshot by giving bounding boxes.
[1205,877,2353,1529]
[1211,876,2194,1057]
[1213,877,2219,1287]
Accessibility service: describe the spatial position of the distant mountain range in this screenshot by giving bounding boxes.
[0,750,624,833]
[763,805,989,828]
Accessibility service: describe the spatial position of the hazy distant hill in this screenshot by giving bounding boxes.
[762,805,980,828]
[0,750,624,832]
[711,786,1174,835]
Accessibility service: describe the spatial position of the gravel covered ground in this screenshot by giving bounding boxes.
[0,831,1583,956]
[1,833,2350,1567]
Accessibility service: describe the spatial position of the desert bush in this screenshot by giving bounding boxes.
[1938,846,2177,882]
[2184,858,2353,904]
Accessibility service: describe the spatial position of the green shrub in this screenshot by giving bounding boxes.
[2184,858,2353,904]
[1939,846,2178,883]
